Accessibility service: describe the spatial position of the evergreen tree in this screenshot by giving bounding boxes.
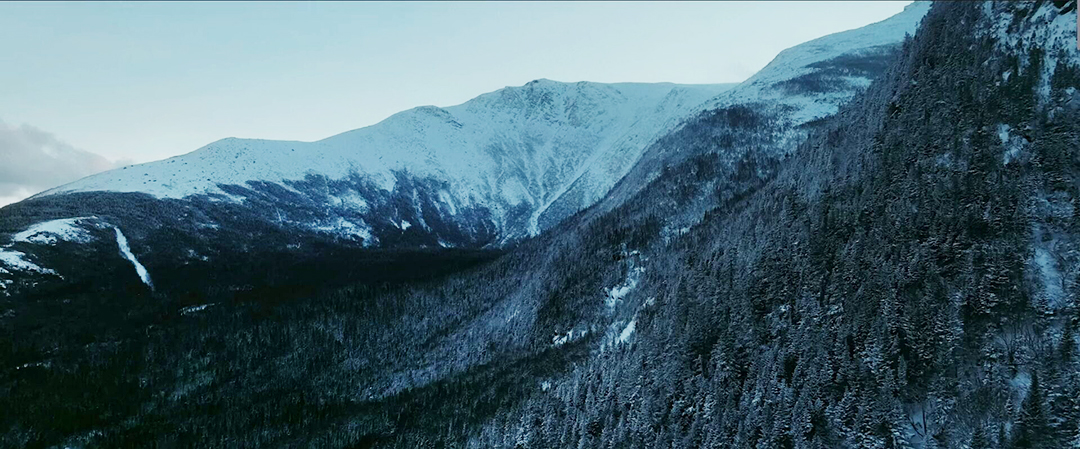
[971,423,992,449]
[1054,322,1080,447]
[1013,371,1052,449]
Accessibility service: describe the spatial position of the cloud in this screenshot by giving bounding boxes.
[0,121,118,206]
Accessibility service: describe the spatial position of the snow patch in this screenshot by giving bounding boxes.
[600,316,641,352]
[552,330,574,347]
[333,191,369,212]
[1009,370,1033,398]
[605,257,646,310]
[437,190,458,216]
[982,1,1079,102]
[12,217,97,245]
[552,328,588,347]
[0,248,57,275]
[310,217,376,245]
[605,279,637,308]
[114,228,153,289]
[998,124,1024,165]
[1034,246,1065,308]
[15,361,50,370]
[617,319,637,344]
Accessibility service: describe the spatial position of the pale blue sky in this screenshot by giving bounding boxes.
[0,1,910,204]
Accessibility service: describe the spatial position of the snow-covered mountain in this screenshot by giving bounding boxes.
[591,1,930,218]
[714,0,930,123]
[0,2,929,295]
[28,2,929,243]
[36,82,734,241]
[13,2,1080,446]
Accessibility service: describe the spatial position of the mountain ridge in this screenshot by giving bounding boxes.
[15,2,1080,447]
[21,4,930,246]
[0,2,929,297]
[35,80,736,239]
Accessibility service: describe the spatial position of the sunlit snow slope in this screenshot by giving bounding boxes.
[39,82,733,240]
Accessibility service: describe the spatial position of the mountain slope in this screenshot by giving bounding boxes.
[297,1,1075,447]
[447,2,1080,448]
[594,1,930,219]
[5,3,1077,449]
[36,81,734,242]
[0,3,929,300]
[0,2,974,448]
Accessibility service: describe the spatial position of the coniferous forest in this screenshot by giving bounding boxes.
[2,1,1080,448]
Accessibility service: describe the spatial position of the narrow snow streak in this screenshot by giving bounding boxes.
[181,304,213,315]
[114,228,153,289]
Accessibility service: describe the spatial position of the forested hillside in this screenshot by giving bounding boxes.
[462,2,1080,448]
[3,1,1078,448]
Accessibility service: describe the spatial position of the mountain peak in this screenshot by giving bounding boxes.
[20,2,930,254]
